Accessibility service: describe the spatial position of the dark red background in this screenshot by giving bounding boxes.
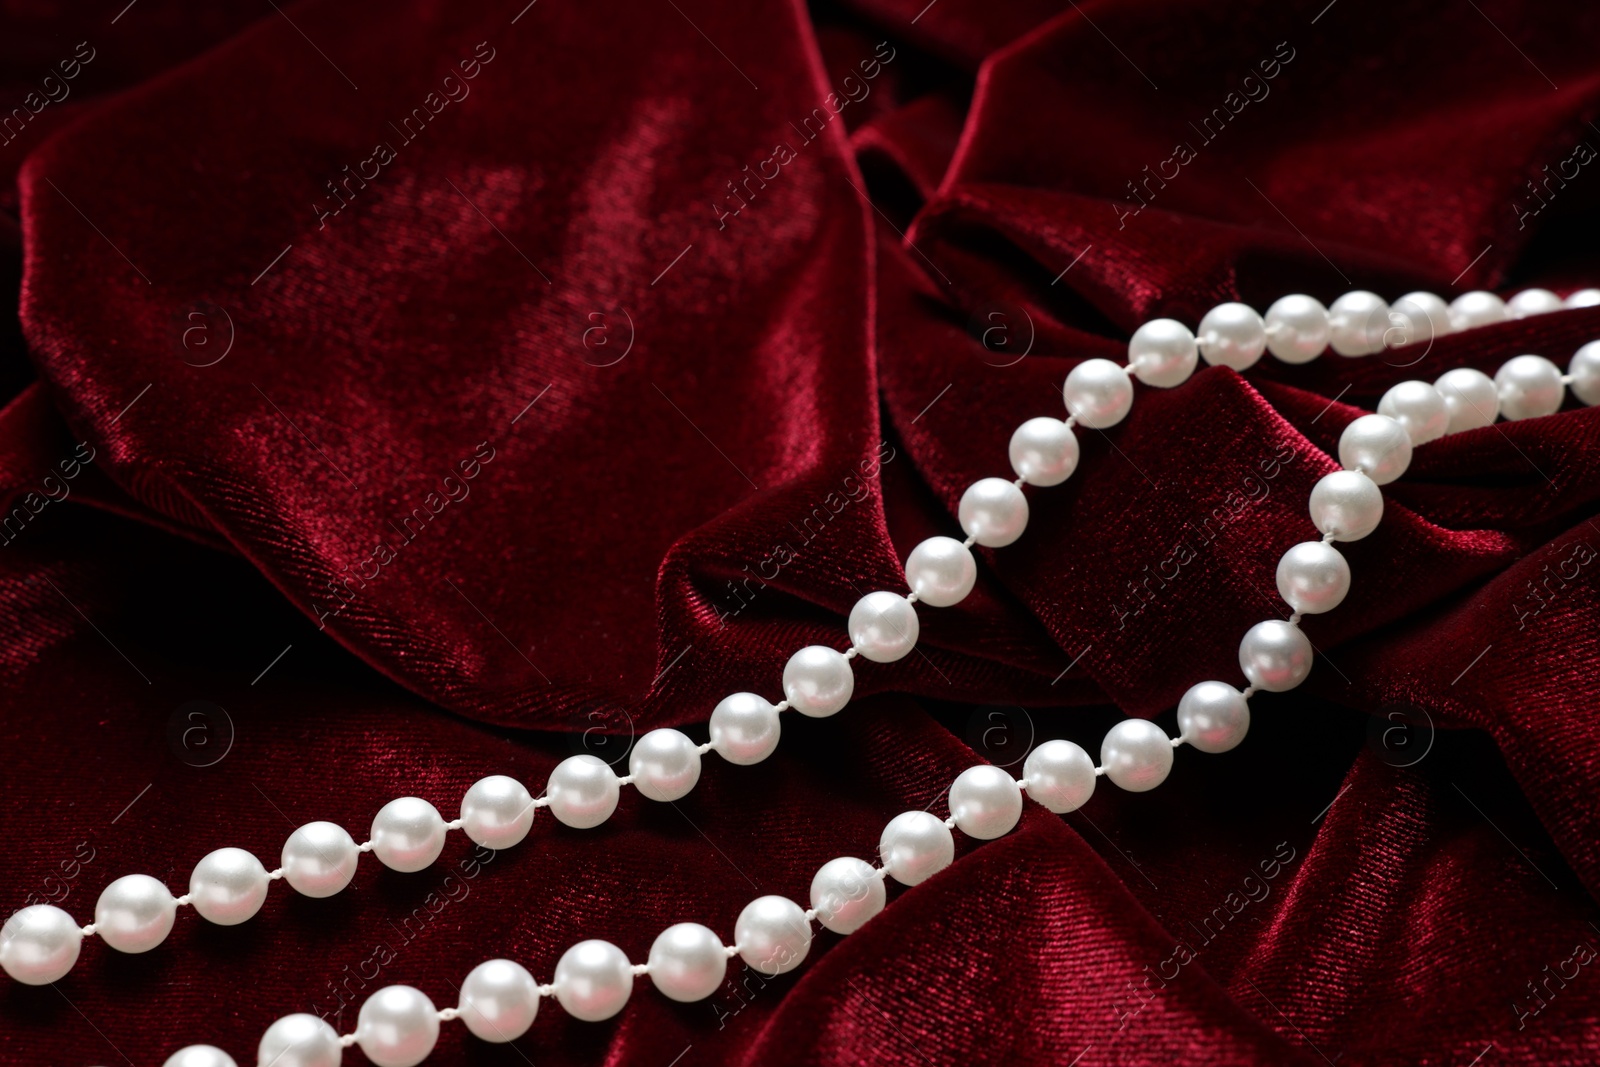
[1,0,1598,1063]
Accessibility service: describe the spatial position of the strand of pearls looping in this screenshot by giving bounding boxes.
[9,285,1600,1067]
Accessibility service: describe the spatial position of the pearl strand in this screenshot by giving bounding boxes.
[7,287,1596,1064]
[3,289,1592,986]
[213,287,1594,1067]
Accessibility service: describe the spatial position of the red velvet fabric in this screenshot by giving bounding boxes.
[2,0,1599,1063]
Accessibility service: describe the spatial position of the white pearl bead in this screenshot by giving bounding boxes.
[1327,291,1389,356]
[708,692,782,765]
[948,765,1023,839]
[188,847,269,926]
[905,536,976,607]
[1570,341,1600,406]
[1196,302,1266,370]
[95,873,176,953]
[162,1045,238,1067]
[1275,540,1351,615]
[0,904,82,985]
[809,857,886,935]
[1434,367,1500,433]
[1127,318,1198,386]
[554,939,634,1021]
[627,728,702,801]
[878,810,954,886]
[459,775,535,850]
[370,797,447,872]
[458,958,540,1042]
[1388,291,1452,348]
[1338,413,1412,485]
[782,645,854,718]
[1176,681,1250,754]
[1309,469,1384,542]
[1507,288,1563,318]
[1008,416,1079,486]
[1100,719,1173,792]
[1567,288,1600,308]
[257,1014,342,1067]
[1062,358,1134,427]
[734,896,811,976]
[847,591,920,663]
[357,985,439,1067]
[1377,380,1449,446]
[545,755,621,828]
[281,821,360,898]
[1238,620,1313,692]
[1263,294,1329,364]
[1495,354,1565,420]
[1449,290,1507,331]
[958,477,1029,548]
[647,923,728,1003]
[1021,740,1096,813]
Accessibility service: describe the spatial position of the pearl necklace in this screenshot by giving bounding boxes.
[6,287,1595,1067]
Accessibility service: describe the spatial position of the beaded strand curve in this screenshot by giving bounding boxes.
[8,286,1599,1067]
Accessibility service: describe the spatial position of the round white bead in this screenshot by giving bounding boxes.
[1100,719,1174,792]
[905,536,977,608]
[647,923,728,1003]
[878,810,954,886]
[1567,288,1600,308]
[1388,291,1452,349]
[809,856,886,935]
[257,1014,342,1067]
[1434,367,1500,433]
[356,985,439,1067]
[1338,413,1412,485]
[162,1046,238,1067]
[1062,358,1134,427]
[627,728,702,801]
[0,904,82,985]
[1327,291,1389,356]
[1263,294,1329,364]
[782,645,854,718]
[281,821,360,898]
[1309,469,1384,542]
[1275,540,1351,615]
[1238,620,1313,692]
[1176,681,1250,754]
[1449,290,1507,331]
[545,755,621,828]
[708,692,781,765]
[1197,302,1266,370]
[458,958,540,1042]
[188,847,269,926]
[370,797,447,872]
[1008,416,1080,486]
[948,764,1023,839]
[958,477,1029,548]
[95,873,176,953]
[1570,341,1600,406]
[847,591,920,663]
[459,775,535,850]
[1377,381,1449,446]
[1021,740,1096,813]
[554,940,633,1021]
[734,896,811,976]
[1127,318,1198,386]
[1495,354,1565,420]
[1507,288,1563,318]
